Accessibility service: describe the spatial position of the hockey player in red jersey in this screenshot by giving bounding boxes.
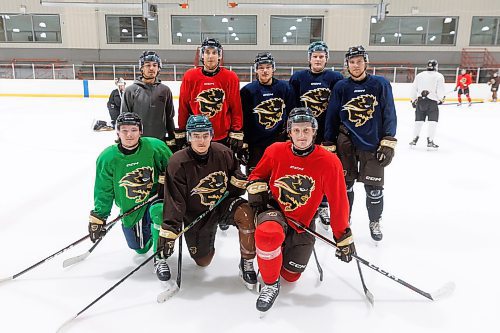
[176,38,244,158]
[454,69,473,106]
[247,107,353,314]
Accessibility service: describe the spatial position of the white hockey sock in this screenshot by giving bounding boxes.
[413,121,424,138]
[427,121,438,140]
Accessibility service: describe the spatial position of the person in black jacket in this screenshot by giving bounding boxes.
[107,77,126,128]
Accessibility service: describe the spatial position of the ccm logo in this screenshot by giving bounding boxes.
[365,176,381,181]
[288,261,306,269]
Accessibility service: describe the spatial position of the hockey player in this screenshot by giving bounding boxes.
[324,45,397,242]
[121,51,177,152]
[88,112,173,281]
[158,115,257,289]
[176,38,244,158]
[247,107,353,313]
[409,59,446,149]
[289,41,344,229]
[107,77,126,128]
[454,69,472,106]
[487,72,499,102]
[240,52,295,174]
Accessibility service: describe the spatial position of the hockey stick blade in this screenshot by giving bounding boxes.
[430,281,455,300]
[56,315,77,333]
[62,252,90,268]
[0,276,13,284]
[157,281,180,303]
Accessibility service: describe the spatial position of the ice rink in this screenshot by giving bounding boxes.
[0,96,499,332]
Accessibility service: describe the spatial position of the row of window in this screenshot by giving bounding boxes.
[1,13,499,47]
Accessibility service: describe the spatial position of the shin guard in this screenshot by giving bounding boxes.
[233,203,256,259]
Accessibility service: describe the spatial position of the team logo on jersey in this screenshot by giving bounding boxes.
[195,88,225,118]
[300,88,331,117]
[274,174,315,211]
[119,166,154,203]
[343,94,378,127]
[254,98,285,129]
[191,171,228,206]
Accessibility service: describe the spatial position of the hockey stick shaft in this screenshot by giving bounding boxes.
[312,246,323,282]
[176,234,183,288]
[440,101,483,106]
[288,218,436,301]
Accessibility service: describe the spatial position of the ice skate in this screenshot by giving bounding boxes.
[468,102,472,107]
[256,279,280,315]
[239,258,257,290]
[154,257,171,282]
[369,220,383,244]
[409,136,419,148]
[457,102,462,107]
[219,223,230,231]
[427,138,439,150]
[317,206,330,230]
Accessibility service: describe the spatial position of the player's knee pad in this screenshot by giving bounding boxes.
[233,202,255,232]
[280,267,301,282]
[365,185,383,201]
[193,249,214,267]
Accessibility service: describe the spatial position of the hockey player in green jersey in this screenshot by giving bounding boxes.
[89,112,173,281]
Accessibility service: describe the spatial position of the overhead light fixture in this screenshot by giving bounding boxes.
[444,17,452,24]
[40,32,47,38]
[136,33,143,38]
[39,22,47,28]
[380,36,385,43]
[371,17,377,24]
[228,26,234,31]
[222,17,228,23]
[429,35,436,41]
[4,15,10,19]
[176,32,183,37]
[187,38,192,42]
[282,36,287,42]
[290,25,296,31]
[450,30,455,35]
[234,36,239,41]
[416,26,423,31]
[231,32,236,36]
[121,28,128,33]
[296,18,302,22]
[482,26,490,31]
[286,31,292,36]
[13,28,20,33]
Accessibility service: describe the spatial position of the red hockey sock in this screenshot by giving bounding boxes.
[458,95,462,103]
[280,267,301,282]
[466,95,471,103]
[255,221,285,284]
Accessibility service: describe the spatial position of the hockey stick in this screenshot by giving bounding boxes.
[312,247,323,282]
[156,191,229,303]
[287,218,454,301]
[62,195,158,268]
[356,260,374,306]
[440,101,484,106]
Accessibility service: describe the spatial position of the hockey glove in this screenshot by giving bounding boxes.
[236,143,249,166]
[174,129,187,150]
[164,134,178,153]
[247,180,269,214]
[88,211,106,243]
[228,131,245,155]
[335,228,356,263]
[454,87,458,92]
[321,141,337,154]
[376,136,397,167]
[158,225,178,259]
[411,99,417,108]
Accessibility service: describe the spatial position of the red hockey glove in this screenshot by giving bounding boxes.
[376,136,397,167]
[88,211,106,243]
[335,228,356,263]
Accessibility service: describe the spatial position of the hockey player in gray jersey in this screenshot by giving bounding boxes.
[410,59,446,149]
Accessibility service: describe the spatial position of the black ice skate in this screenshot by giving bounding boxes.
[317,206,330,230]
[93,120,114,132]
[409,136,419,147]
[369,220,383,242]
[154,258,171,282]
[239,258,257,290]
[427,138,439,150]
[256,279,280,314]
[219,224,230,231]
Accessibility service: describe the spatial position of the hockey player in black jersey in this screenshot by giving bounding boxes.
[324,46,397,243]
[289,41,344,229]
[240,52,295,174]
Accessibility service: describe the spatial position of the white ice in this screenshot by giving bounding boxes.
[0,97,499,333]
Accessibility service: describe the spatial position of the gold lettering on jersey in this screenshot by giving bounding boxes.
[300,87,331,117]
[119,166,154,203]
[343,94,378,127]
[191,171,228,206]
[195,88,225,118]
[274,174,315,211]
[253,97,285,129]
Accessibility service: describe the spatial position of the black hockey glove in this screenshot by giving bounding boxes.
[228,131,245,155]
[321,141,337,154]
[376,136,397,167]
[335,228,356,263]
[158,225,178,259]
[236,143,249,166]
[88,211,106,243]
[157,173,165,200]
[411,99,417,108]
[164,133,178,153]
[247,180,269,214]
[174,129,187,150]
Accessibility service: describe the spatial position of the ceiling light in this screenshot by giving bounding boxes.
[13,28,20,33]
[450,30,455,35]
[416,26,423,31]
[39,22,47,28]
[371,17,377,24]
[393,32,399,37]
[176,32,183,37]
[136,34,143,38]
[482,26,490,31]
[290,26,296,31]
[187,38,192,42]
[380,36,385,43]
[231,32,236,37]
[121,28,128,33]
[282,36,287,42]
[429,35,436,41]
[228,26,234,31]
[40,32,47,38]
[444,17,452,24]
[4,15,10,19]
[234,37,239,41]
[222,17,228,23]
[296,18,302,22]
[286,31,292,36]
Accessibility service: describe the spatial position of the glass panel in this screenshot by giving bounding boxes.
[399,17,427,45]
[271,16,324,45]
[33,15,61,42]
[171,15,256,45]
[4,14,33,42]
[0,16,6,42]
[428,17,456,45]
[470,17,499,45]
[106,15,158,44]
[370,17,399,45]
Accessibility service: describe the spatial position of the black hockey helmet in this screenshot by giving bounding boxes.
[139,50,162,69]
[186,115,214,139]
[287,107,318,132]
[344,45,369,66]
[200,38,223,63]
[254,52,275,71]
[308,41,329,60]
[116,112,143,131]
[427,59,438,71]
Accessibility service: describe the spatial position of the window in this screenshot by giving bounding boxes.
[370,16,457,46]
[271,16,324,45]
[106,15,159,44]
[470,17,500,46]
[171,15,256,45]
[0,14,61,43]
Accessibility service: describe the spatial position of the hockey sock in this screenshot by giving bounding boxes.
[365,185,383,222]
[458,95,462,103]
[149,201,163,253]
[280,267,301,282]
[413,121,424,138]
[466,94,471,103]
[255,221,285,284]
[427,121,438,141]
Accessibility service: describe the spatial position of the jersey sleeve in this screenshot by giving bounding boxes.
[163,160,188,232]
[120,87,134,114]
[92,151,115,220]
[437,73,446,100]
[164,86,176,137]
[178,72,192,130]
[240,85,252,141]
[289,73,301,108]
[324,155,350,240]
[324,84,342,143]
[228,72,243,131]
[380,79,397,137]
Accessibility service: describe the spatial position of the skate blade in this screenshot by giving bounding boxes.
[258,309,268,319]
[239,272,258,291]
[157,281,179,303]
[371,239,381,247]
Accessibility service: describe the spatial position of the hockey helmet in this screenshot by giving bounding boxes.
[308,41,329,60]
[200,38,223,63]
[494,72,498,77]
[427,59,438,71]
[116,112,143,131]
[344,45,369,66]
[139,51,162,69]
[115,77,126,86]
[287,107,318,132]
[254,52,275,71]
[186,115,214,139]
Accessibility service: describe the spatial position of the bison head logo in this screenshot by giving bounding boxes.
[254,97,285,130]
[342,94,378,127]
[274,174,315,211]
[300,88,331,117]
[191,171,228,206]
[119,166,154,203]
[195,88,225,118]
